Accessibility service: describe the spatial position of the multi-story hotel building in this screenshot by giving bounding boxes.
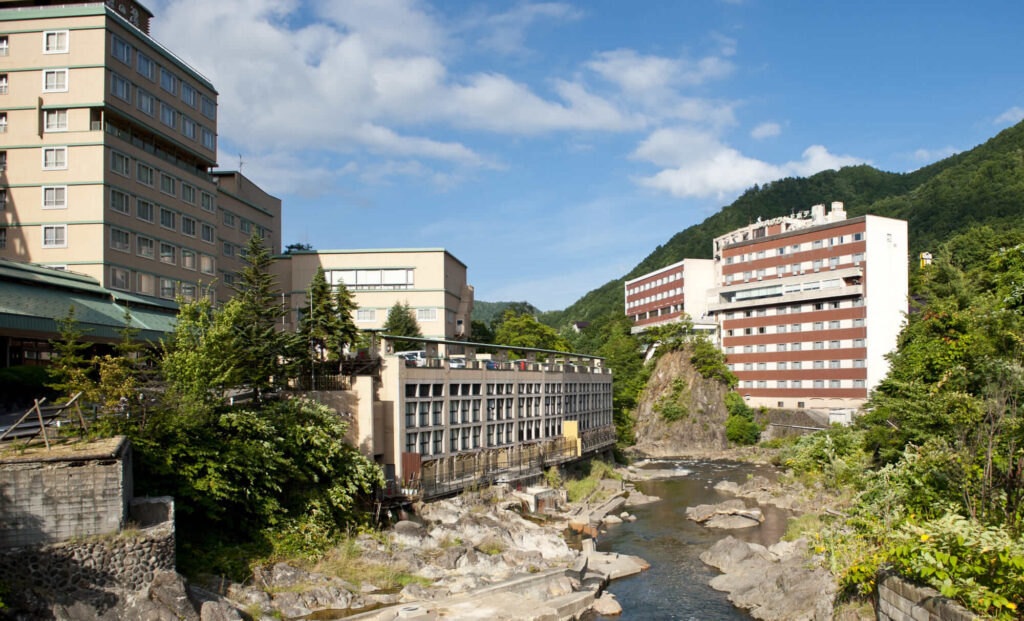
[212,170,280,300]
[0,0,279,305]
[625,202,907,411]
[273,248,474,341]
[623,258,714,335]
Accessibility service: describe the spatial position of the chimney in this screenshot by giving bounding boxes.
[810,204,825,222]
[829,201,846,222]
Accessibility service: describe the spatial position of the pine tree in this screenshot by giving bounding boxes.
[47,304,95,401]
[230,233,294,397]
[299,267,344,375]
[334,281,359,352]
[382,301,422,351]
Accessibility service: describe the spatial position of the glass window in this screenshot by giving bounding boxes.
[109,267,129,290]
[111,228,129,251]
[44,30,69,54]
[137,162,154,186]
[181,83,197,107]
[136,236,154,258]
[201,127,215,150]
[136,52,156,80]
[182,249,196,270]
[182,116,196,140]
[200,192,214,212]
[42,186,66,209]
[136,199,154,222]
[110,188,129,214]
[44,109,68,131]
[201,95,216,119]
[181,184,195,204]
[222,242,234,257]
[159,278,175,299]
[42,146,67,169]
[160,68,177,94]
[111,150,130,176]
[159,208,175,230]
[160,102,177,128]
[181,216,196,237]
[159,243,176,265]
[200,223,214,243]
[137,90,155,116]
[42,224,67,248]
[111,35,131,64]
[137,273,155,296]
[223,212,235,227]
[111,73,131,101]
[160,174,175,195]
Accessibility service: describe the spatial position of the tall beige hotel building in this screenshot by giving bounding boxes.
[0,0,280,304]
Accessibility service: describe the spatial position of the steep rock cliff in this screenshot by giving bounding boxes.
[631,349,730,457]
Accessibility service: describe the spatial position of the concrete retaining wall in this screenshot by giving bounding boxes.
[0,437,132,548]
[877,570,975,621]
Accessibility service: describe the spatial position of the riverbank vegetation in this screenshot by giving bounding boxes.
[47,235,385,580]
[772,225,1024,619]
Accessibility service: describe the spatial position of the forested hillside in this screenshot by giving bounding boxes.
[543,120,1024,326]
[472,301,541,325]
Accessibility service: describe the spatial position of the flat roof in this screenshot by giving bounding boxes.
[381,335,604,360]
[721,215,869,251]
[623,258,713,286]
[281,248,468,269]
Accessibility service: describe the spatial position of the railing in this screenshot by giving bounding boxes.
[580,427,617,454]
[291,374,351,391]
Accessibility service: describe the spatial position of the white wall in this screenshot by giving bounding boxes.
[864,216,908,391]
[683,259,715,321]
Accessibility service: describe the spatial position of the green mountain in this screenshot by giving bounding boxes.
[472,300,542,326]
[543,120,1024,327]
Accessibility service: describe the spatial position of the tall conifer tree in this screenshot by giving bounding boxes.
[382,302,422,351]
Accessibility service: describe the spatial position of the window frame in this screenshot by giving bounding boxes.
[355,308,377,323]
[109,188,130,214]
[43,30,69,55]
[136,52,156,81]
[111,34,131,64]
[110,72,131,102]
[110,227,130,252]
[42,68,69,93]
[159,67,177,95]
[42,224,67,248]
[136,198,154,223]
[41,185,67,210]
[42,146,68,170]
[159,208,176,231]
[44,108,68,132]
[110,150,130,177]
[136,235,154,259]
[159,242,176,265]
[109,266,130,291]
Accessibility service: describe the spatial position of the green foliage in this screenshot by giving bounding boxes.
[492,310,571,359]
[382,301,423,351]
[544,466,562,489]
[0,366,55,404]
[689,335,736,387]
[298,267,358,375]
[726,415,760,445]
[724,391,752,417]
[47,304,94,401]
[564,459,619,502]
[473,301,541,327]
[654,377,690,422]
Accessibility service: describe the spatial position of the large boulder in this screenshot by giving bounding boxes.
[686,499,763,529]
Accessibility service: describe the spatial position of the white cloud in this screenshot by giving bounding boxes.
[750,121,781,139]
[911,146,958,162]
[469,2,583,55]
[587,48,734,92]
[632,127,867,199]
[994,106,1024,126]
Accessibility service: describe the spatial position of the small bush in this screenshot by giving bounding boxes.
[654,377,690,422]
[726,414,760,445]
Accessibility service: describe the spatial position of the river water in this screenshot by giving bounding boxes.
[591,459,791,621]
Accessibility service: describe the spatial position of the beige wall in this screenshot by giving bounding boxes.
[213,171,282,300]
[275,249,474,340]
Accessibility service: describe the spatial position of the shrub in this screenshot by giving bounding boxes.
[654,377,690,422]
[726,414,760,445]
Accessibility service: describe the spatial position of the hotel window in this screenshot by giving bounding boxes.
[356,309,376,322]
[812,240,823,249]
[2,229,8,247]
[854,380,866,388]
[160,174,176,196]
[136,199,154,222]
[0,37,8,56]
[110,189,129,214]
[136,52,156,80]
[200,223,214,243]
[0,188,6,210]
[137,90,155,116]
[222,212,235,227]
[830,380,841,389]
[181,83,197,107]
[222,273,235,286]
[111,34,131,64]
[201,95,216,119]
[181,216,196,237]
[813,360,824,369]
[791,323,802,332]
[180,283,196,302]
[200,254,214,275]
[813,259,823,270]
[792,361,802,370]
[853,359,866,368]
[417,308,437,321]
[42,186,66,209]
[182,249,197,271]
[137,162,154,186]
[222,242,234,257]
[829,320,841,329]
[42,224,67,248]
[111,228,129,252]
[200,192,214,213]
[814,380,825,389]
[853,252,864,263]
[136,236,154,259]
[792,380,802,389]
[791,263,801,273]
[159,278,175,299]
[777,380,788,389]
[853,338,865,347]
[111,73,131,101]
[830,360,841,369]
[791,342,802,351]
[111,151,130,176]
[181,184,196,205]
[777,324,787,333]
[853,318,865,327]
[240,219,252,234]
[757,380,767,389]
[777,362,787,370]
[110,267,129,291]
[137,273,155,295]
[160,68,177,94]
[160,243,176,265]
[743,363,753,371]
[43,69,68,92]
[182,116,197,140]
[757,362,767,371]
[44,109,68,131]
[159,208,175,230]
[201,127,215,150]
[743,345,753,353]
[813,321,824,330]
[160,103,177,129]
[829,340,841,349]
[42,146,67,170]
[0,74,6,94]
[854,232,864,241]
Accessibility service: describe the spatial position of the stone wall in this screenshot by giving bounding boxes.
[0,436,131,547]
[877,570,975,621]
[0,516,175,597]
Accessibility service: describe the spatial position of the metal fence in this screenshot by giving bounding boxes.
[290,374,351,391]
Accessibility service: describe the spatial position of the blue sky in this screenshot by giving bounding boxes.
[149,0,1024,310]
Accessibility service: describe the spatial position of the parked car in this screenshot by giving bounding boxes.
[396,350,427,367]
[448,357,466,369]
[485,360,501,370]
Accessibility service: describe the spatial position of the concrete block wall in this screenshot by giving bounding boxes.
[877,571,975,621]
[0,439,131,547]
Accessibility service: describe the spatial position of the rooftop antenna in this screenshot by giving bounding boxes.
[238,153,243,172]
